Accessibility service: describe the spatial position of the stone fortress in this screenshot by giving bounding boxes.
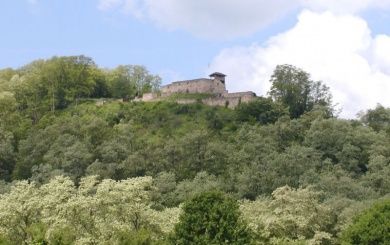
[137,72,257,108]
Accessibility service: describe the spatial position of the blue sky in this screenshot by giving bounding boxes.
[0,0,297,80]
[1,0,390,117]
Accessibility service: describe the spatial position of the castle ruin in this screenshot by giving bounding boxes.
[137,72,257,109]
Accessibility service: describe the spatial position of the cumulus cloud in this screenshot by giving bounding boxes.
[208,11,390,118]
[300,0,390,13]
[98,0,298,39]
[98,0,390,39]
[97,0,390,117]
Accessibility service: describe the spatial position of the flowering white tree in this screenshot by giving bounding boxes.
[240,186,335,244]
[0,176,180,244]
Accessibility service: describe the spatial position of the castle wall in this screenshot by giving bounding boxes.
[202,92,256,108]
[139,92,159,102]
[137,94,256,109]
[161,79,227,95]
[137,75,257,109]
[202,94,256,109]
[176,99,197,104]
[223,91,256,98]
[225,92,257,104]
[202,97,238,108]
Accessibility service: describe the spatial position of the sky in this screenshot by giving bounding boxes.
[1,1,390,117]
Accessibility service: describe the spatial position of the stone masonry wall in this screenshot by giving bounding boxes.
[138,92,159,102]
[136,76,257,109]
[136,93,256,109]
[161,79,227,95]
[202,93,256,109]
[223,92,256,98]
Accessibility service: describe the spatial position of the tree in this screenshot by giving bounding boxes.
[304,118,379,174]
[173,172,223,205]
[107,66,137,99]
[42,134,93,180]
[44,56,96,108]
[240,186,335,244]
[235,97,287,124]
[0,92,17,123]
[0,68,17,90]
[0,128,15,181]
[13,56,97,121]
[171,191,252,245]
[362,155,390,195]
[0,91,29,141]
[151,172,177,209]
[269,64,333,118]
[341,199,390,244]
[236,145,322,199]
[107,65,161,99]
[0,180,45,244]
[359,104,390,133]
[175,130,209,179]
[89,67,111,98]
[0,176,179,244]
[131,65,161,96]
[13,66,50,123]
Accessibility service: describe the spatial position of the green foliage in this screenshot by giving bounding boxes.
[341,199,390,244]
[0,235,11,245]
[241,186,336,244]
[174,172,224,204]
[269,64,333,118]
[172,191,252,245]
[301,166,379,201]
[360,104,390,133]
[114,229,168,245]
[46,225,76,245]
[0,128,15,181]
[13,56,97,121]
[0,176,180,244]
[0,56,161,124]
[304,118,382,174]
[235,97,287,124]
[152,171,225,209]
[107,65,161,99]
[2,58,390,244]
[362,155,390,195]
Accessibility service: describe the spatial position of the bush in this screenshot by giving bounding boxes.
[341,199,390,244]
[171,191,252,245]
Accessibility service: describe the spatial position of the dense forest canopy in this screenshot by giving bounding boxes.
[0,56,389,244]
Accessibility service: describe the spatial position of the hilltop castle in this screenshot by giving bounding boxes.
[137,72,257,108]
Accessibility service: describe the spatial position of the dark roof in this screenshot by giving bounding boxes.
[209,72,226,77]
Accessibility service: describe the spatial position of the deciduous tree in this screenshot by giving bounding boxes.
[172,191,252,245]
[341,199,390,244]
[269,64,333,118]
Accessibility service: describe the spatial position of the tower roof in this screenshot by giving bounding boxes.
[209,72,226,77]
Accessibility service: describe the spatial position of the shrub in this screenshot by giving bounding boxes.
[171,191,252,245]
[341,199,390,244]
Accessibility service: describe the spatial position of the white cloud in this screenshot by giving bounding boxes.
[97,0,390,117]
[300,0,390,13]
[208,11,390,118]
[98,0,298,39]
[98,0,390,39]
[371,35,390,75]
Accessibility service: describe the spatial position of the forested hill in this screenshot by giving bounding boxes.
[0,56,389,244]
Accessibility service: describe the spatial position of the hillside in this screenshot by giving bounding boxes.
[0,57,389,244]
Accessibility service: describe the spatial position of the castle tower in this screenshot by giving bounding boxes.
[209,72,226,84]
